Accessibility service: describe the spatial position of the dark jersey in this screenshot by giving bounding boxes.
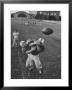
[30,44,44,55]
[22,43,31,53]
[30,45,39,55]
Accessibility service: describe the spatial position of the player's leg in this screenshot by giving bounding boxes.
[26,54,33,70]
[16,38,19,47]
[34,55,42,74]
[13,37,15,47]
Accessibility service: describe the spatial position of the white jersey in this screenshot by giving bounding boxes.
[13,32,19,39]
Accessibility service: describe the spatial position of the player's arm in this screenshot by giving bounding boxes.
[26,46,36,54]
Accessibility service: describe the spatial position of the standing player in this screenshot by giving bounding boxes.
[12,31,20,47]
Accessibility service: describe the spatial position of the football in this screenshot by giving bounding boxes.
[42,27,53,35]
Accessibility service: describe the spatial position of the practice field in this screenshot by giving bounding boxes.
[11,18,61,79]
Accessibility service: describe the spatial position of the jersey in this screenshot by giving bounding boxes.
[30,43,44,55]
[30,45,39,55]
[13,32,19,39]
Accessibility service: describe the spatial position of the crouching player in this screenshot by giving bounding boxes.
[12,31,20,47]
[26,38,45,74]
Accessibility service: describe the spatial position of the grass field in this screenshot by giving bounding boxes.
[11,18,61,79]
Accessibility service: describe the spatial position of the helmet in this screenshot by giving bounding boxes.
[20,41,25,47]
